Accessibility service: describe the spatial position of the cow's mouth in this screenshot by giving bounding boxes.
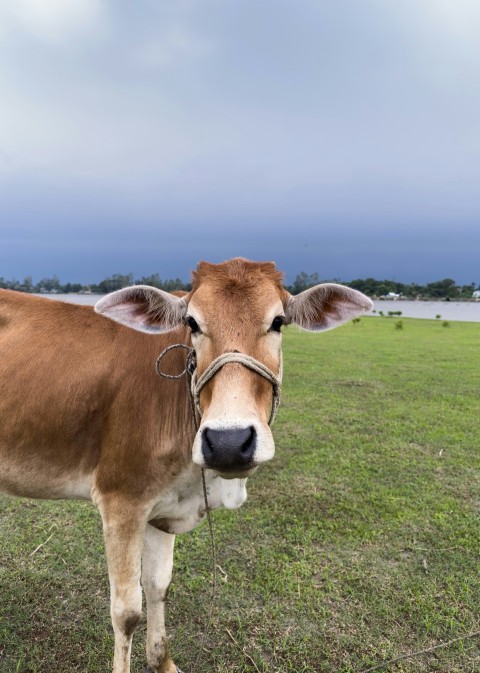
[214,465,258,480]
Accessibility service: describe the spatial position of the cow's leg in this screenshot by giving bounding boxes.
[142,524,177,673]
[99,499,148,673]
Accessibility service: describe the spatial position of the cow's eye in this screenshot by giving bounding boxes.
[270,316,285,333]
[187,316,200,334]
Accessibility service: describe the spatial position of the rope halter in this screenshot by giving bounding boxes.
[156,344,282,427]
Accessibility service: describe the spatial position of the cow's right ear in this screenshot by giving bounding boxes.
[285,283,373,332]
[95,285,187,334]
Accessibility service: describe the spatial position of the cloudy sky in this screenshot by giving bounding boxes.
[0,0,479,285]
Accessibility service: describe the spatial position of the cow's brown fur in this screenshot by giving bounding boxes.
[0,258,372,673]
[192,258,285,294]
[0,290,193,501]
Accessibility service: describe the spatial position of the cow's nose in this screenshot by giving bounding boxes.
[201,426,256,470]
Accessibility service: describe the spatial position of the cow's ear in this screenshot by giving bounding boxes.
[286,283,373,332]
[95,285,187,333]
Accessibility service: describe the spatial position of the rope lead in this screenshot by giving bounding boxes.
[155,343,282,670]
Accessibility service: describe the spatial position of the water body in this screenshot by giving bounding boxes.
[37,294,480,323]
[369,300,480,323]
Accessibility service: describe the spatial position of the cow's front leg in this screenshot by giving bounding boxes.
[99,498,148,673]
[142,524,177,673]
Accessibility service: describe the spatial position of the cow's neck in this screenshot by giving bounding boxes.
[147,465,248,534]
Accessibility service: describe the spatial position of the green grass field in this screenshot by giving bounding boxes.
[1,316,479,672]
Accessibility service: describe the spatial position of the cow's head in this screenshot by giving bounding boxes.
[95,258,372,478]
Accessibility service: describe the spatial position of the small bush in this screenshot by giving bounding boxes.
[436,314,441,319]
[379,311,384,317]
[442,321,450,328]
[352,318,361,325]
[395,320,403,330]
[388,310,402,317]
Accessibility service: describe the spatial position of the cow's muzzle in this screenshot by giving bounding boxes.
[201,425,257,472]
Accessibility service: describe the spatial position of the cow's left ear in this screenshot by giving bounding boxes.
[95,285,187,333]
[286,284,373,332]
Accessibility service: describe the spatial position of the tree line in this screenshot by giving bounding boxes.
[0,271,478,299]
[290,273,478,299]
[0,273,189,295]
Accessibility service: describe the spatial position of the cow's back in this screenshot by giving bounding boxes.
[0,290,192,500]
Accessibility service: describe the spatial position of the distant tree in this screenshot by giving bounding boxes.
[135,274,164,288]
[348,278,406,297]
[63,283,83,293]
[290,272,321,294]
[426,279,458,299]
[36,276,62,292]
[406,282,424,298]
[291,272,309,294]
[20,276,34,292]
[4,277,21,291]
[459,282,475,296]
[96,273,134,294]
[134,275,191,292]
[162,278,191,293]
[348,278,378,295]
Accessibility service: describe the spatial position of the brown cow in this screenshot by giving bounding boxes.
[0,258,372,673]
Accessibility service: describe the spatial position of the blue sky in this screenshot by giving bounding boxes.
[0,0,479,285]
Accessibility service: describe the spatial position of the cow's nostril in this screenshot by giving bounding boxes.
[240,426,255,455]
[201,426,257,470]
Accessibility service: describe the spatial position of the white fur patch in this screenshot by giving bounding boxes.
[147,465,249,534]
[220,478,248,509]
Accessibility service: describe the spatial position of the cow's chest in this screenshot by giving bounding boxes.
[148,467,248,534]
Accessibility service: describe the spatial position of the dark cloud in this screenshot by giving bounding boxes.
[0,1,479,285]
